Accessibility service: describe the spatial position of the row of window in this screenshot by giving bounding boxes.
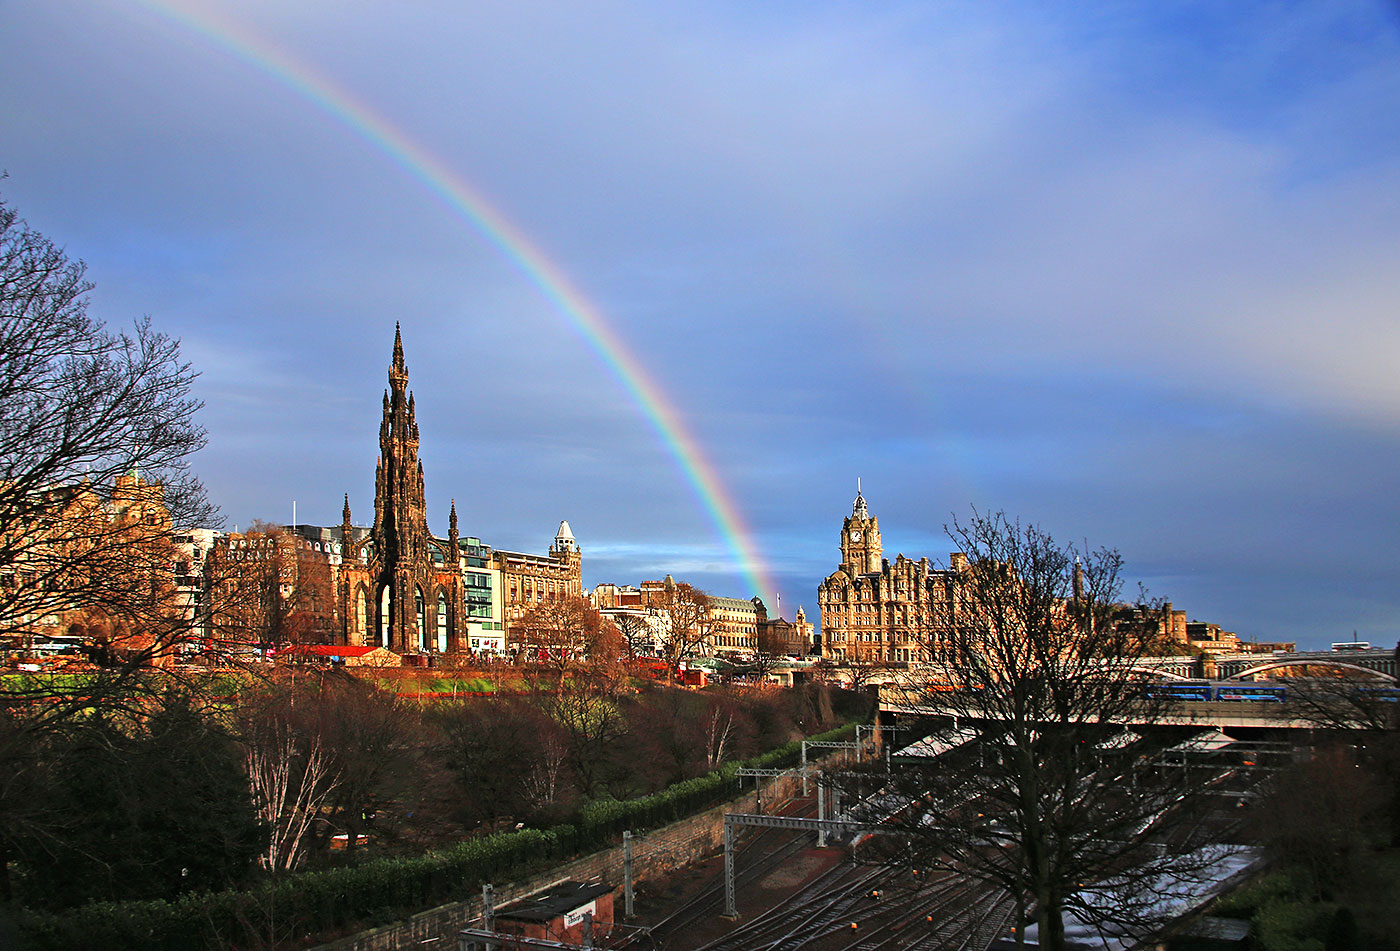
[508,576,575,602]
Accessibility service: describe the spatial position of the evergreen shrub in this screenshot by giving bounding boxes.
[19,721,859,950]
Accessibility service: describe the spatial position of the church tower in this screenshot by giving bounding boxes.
[840,485,882,575]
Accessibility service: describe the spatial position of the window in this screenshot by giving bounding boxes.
[437,594,448,652]
[415,587,426,651]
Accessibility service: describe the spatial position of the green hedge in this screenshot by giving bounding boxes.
[575,721,857,841]
[17,827,574,951]
[19,721,861,951]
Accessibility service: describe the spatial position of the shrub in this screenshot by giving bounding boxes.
[19,720,862,950]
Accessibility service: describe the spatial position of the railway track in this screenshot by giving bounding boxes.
[647,798,820,946]
[689,861,1012,951]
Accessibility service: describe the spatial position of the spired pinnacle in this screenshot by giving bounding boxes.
[392,322,406,371]
[343,493,352,522]
[388,325,409,392]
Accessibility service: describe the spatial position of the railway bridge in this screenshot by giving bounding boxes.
[877,647,1398,730]
[1107,647,1398,683]
[877,690,1331,729]
[856,647,1397,690]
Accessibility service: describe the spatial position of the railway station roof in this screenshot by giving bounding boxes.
[894,727,979,759]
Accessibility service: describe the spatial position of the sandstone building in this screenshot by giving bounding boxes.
[816,488,1283,665]
[593,574,811,659]
[494,520,583,637]
[273,327,569,657]
[209,327,568,658]
[4,473,185,664]
[706,593,768,654]
[759,606,815,657]
[817,488,964,664]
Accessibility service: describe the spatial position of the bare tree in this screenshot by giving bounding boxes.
[1283,672,1400,848]
[0,195,215,890]
[0,195,213,649]
[522,731,570,817]
[539,668,630,797]
[704,702,736,770]
[527,618,630,798]
[649,581,713,680]
[301,672,418,858]
[238,691,340,873]
[517,595,619,693]
[1287,674,1400,734]
[862,511,1223,951]
[1251,744,1384,900]
[611,611,654,660]
[206,523,334,660]
[747,622,788,684]
[433,697,574,825]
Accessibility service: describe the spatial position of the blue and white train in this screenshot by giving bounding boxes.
[1143,682,1400,703]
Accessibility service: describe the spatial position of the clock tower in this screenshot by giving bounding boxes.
[840,486,881,575]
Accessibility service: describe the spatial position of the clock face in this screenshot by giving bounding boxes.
[851,530,863,542]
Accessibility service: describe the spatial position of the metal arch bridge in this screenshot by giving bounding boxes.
[1133,648,1398,683]
[866,649,1397,685]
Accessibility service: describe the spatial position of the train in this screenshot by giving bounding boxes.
[1143,682,1400,703]
[1143,682,1288,702]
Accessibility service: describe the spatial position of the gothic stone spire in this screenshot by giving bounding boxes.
[373,326,429,552]
[390,321,408,385]
[369,325,442,652]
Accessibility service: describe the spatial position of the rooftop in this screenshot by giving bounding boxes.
[495,880,613,923]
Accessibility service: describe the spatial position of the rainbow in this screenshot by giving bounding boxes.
[132,0,776,602]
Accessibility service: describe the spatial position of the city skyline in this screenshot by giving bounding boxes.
[3,2,1399,648]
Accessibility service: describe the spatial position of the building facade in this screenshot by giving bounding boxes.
[600,574,806,659]
[207,527,340,651]
[494,520,583,641]
[706,594,768,655]
[460,536,506,654]
[816,488,963,664]
[4,473,185,663]
[758,606,816,657]
[202,329,526,658]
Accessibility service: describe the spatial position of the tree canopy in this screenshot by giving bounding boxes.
[856,511,1219,950]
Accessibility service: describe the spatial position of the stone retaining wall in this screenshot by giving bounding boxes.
[312,768,822,951]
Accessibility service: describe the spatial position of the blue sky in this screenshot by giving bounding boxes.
[3,0,1399,649]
